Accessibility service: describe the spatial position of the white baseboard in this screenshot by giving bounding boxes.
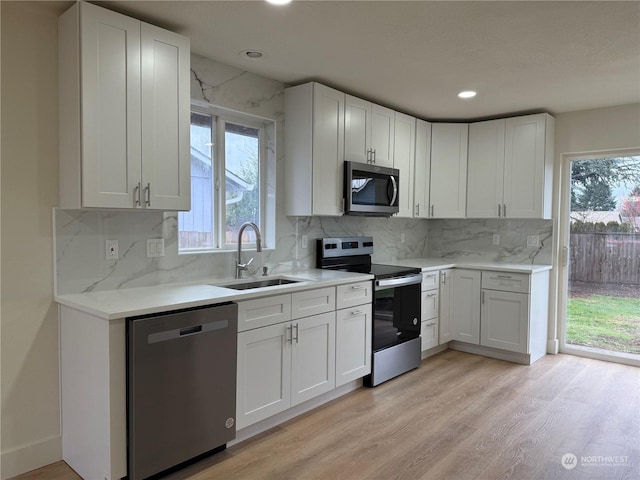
[1,435,62,480]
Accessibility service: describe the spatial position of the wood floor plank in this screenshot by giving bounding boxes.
[12,351,640,480]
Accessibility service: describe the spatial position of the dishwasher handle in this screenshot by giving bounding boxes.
[147,319,229,344]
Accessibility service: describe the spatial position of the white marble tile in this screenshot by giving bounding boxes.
[54,53,552,295]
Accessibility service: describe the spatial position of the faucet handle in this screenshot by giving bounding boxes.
[245,257,254,268]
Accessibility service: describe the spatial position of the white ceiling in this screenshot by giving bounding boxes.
[89,1,640,120]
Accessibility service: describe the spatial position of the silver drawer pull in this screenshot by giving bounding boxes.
[350,285,365,290]
[496,275,513,279]
[426,322,436,327]
[426,293,437,298]
[350,310,363,316]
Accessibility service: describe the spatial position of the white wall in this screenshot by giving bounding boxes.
[547,103,640,353]
[1,2,65,478]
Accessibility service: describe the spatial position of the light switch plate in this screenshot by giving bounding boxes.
[401,233,406,244]
[527,235,540,247]
[146,238,165,257]
[492,234,500,245]
[106,240,118,260]
[301,235,308,249]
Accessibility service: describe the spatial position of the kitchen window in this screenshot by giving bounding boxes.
[179,105,275,252]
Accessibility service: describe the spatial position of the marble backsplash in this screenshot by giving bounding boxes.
[427,219,553,265]
[54,52,553,296]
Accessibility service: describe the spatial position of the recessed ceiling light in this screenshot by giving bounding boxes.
[265,0,292,5]
[458,90,477,99]
[239,49,268,60]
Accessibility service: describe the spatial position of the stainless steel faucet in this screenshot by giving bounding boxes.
[236,222,263,279]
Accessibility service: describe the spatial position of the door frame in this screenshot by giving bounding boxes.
[556,148,640,367]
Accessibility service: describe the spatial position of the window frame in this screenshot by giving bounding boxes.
[179,102,273,254]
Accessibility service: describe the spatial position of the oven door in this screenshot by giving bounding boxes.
[344,161,399,216]
[373,275,421,352]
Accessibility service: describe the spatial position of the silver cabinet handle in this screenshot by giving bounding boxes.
[366,149,371,163]
[372,149,376,164]
[426,321,436,327]
[350,285,365,290]
[389,175,398,207]
[145,183,151,207]
[416,203,420,216]
[426,293,437,298]
[498,204,501,217]
[287,325,293,344]
[482,290,485,304]
[441,272,447,285]
[350,310,363,316]
[431,204,434,217]
[135,182,142,207]
[293,323,299,344]
[496,274,512,279]
[503,203,507,217]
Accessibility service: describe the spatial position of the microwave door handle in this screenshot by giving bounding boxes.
[389,175,398,206]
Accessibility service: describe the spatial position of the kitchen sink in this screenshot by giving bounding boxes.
[220,278,302,290]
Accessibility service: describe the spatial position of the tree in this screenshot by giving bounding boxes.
[572,178,616,211]
[619,185,640,232]
[571,157,640,211]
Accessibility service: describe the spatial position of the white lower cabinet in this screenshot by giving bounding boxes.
[438,269,453,344]
[237,282,372,430]
[421,271,440,351]
[236,322,292,429]
[336,304,372,386]
[481,289,529,354]
[451,269,481,344]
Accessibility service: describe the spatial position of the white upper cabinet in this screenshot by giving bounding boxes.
[429,123,468,218]
[503,114,554,219]
[285,82,345,216]
[468,114,554,219]
[344,95,395,168]
[59,2,190,210]
[393,112,416,218]
[467,119,506,218]
[414,119,432,218]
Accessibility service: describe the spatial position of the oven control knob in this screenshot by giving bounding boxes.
[413,318,418,325]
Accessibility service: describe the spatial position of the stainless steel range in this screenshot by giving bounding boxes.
[316,237,422,386]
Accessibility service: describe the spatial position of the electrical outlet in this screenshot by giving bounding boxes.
[401,233,406,244]
[492,234,500,245]
[301,235,308,249]
[527,235,540,247]
[105,240,118,260]
[146,239,165,257]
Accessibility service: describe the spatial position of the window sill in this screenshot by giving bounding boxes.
[178,246,275,255]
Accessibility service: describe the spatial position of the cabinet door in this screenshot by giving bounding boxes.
[451,269,481,344]
[481,290,529,353]
[140,23,191,211]
[421,319,438,351]
[414,119,432,218]
[336,305,372,387]
[438,269,453,344]
[80,2,142,208]
[236,323,291,429]
[430,123,468,218]
[467,119,505,218]
[291,313,336,406]
[370,104,395,167]
[312,84,345,215]
[503,114,547,218]
[393,112,416,217]
[344,95,371,164]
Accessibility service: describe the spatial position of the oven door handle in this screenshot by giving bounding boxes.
[376,274,422,289]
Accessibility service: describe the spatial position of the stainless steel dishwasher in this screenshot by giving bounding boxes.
[127,302,238,480]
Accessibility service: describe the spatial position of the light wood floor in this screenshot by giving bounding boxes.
[14,351,640,480]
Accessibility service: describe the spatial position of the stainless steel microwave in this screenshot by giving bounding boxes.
[344,161,399,216]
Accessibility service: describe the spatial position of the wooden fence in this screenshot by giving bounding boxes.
[570,233,640,284]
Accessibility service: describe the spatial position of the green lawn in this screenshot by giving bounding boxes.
[567,295,640,354]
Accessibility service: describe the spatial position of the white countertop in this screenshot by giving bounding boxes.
[382,258,552,274]
[55,268,373,320]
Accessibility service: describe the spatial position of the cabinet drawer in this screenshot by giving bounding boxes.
[422,271,439,291]
[421,289,439,320]
[421,319,438,351]
[237,294,292,332]
[481,271,530,294]
[336,281,373,309]
[291,287,336,320]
